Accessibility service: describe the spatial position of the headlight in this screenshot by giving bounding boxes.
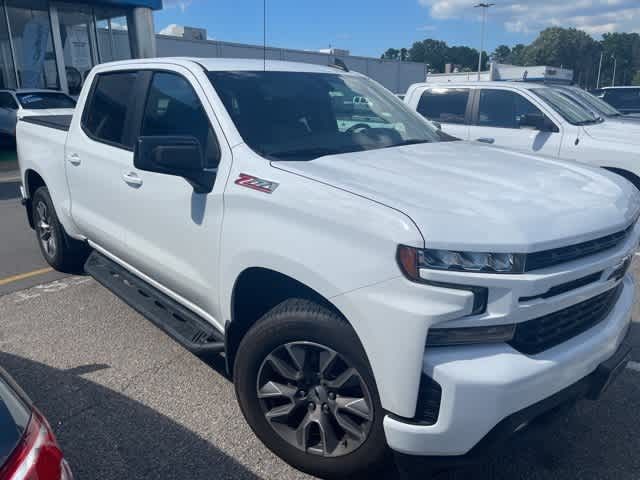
[398,245,525,276]
[426,324,515,347]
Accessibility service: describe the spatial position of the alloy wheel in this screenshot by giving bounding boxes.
[257,341,373,457]
[35,200,56,258]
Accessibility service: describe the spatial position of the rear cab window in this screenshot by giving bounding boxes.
[416,88,470,125]
[82,71,139,149]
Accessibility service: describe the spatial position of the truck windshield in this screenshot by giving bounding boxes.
[208,71,441,161]
[557,87,622,118]
[531,87,602,125]
[17,92,76,110]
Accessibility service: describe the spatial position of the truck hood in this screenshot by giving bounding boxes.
[274,142,640,252]
[582,121,640,146]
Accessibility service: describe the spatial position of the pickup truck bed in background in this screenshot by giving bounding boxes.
[20,115,72,132]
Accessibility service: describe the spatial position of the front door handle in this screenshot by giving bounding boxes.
[122,171,143,187]
[477,137,495,144]
[67,153,81,166]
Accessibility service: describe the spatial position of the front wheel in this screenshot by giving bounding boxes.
[32,187,89,273]
[234,299,391,479]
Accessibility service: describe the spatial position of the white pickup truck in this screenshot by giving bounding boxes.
[405,81,640,190]
[17,58,638,478]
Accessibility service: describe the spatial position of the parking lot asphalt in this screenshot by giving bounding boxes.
[0,264,639,479]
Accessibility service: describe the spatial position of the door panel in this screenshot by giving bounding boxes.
[470,89,562,157]
[65,70,139,260]
[121,68,226,325]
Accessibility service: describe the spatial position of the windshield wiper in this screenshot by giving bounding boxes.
[266,146,362,160]
[392,139,431,147]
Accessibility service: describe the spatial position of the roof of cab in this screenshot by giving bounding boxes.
[97,57,358,75]
[415,80,546,90]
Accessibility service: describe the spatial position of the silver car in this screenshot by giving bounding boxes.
[0,89,76,139]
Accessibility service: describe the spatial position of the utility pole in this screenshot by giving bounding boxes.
[612,55,617,87]
[474,3,494,81]
[596,51,603,89]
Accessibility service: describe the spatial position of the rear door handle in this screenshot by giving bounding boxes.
[477,137,495,144]
[122,171,143,187]
[67,153,81,166]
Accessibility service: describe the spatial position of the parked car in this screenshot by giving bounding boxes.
[591,87,640,116]
[0,367,73,480]
[16,58,637,478]
[0,90,76,139]
[553,85,640,125]
[406,81,640,190]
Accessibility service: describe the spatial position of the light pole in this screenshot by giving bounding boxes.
[474,3,494,81]
[596,51,603,89]
[611,55,617,87]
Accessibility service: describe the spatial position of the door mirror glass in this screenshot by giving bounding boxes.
[134,136,215,193]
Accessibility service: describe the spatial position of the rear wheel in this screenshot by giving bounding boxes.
[234,299,391,479]
[32,187,89,273]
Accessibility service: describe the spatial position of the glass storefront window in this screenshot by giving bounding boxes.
[0,3,16,88]
[57,4,97,95]
[6,0,59,89]
[95,8,131,63]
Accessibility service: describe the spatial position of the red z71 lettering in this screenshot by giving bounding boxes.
[235,173,279,194]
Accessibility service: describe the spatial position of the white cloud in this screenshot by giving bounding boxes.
[418,1,640,37]
[162,0,192,12]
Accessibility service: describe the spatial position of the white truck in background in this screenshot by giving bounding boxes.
[405,81,640,190]
[16,58,638,478]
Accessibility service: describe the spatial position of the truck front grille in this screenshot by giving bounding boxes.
[524,224,633,272]
[509,283,624,355]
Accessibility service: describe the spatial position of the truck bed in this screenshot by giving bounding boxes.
[19,115,72,132]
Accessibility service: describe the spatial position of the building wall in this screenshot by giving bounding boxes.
[156,35,428,93]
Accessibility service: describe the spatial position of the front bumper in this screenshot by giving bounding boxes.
[383,275,634,457]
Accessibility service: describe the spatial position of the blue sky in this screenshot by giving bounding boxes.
[156,1,640,58]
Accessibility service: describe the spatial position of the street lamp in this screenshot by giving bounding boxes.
[474,3,494,81]
[611,55,617,87]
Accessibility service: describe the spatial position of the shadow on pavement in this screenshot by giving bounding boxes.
[0,352,263,480]
[0,181,18,201]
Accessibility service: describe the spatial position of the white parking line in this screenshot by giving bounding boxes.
[627,361,640,373]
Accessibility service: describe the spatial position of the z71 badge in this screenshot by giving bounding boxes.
[234,173,279,194]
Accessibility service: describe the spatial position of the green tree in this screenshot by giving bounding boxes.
[381,48,400,60]
[508,44,527,65]
[523,27,600,87]
[408,39,448,71]
[492,45,511,63]
[633,71,640,86]
[601,32,640,86]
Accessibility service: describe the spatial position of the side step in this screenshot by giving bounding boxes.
[84,251,225,355]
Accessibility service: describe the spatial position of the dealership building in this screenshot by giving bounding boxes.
[0,0,159,94]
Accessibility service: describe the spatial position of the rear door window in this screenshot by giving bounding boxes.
[83,71,139,149]
[416,88,470,124]
[604,89,640,109]
[140,71,220,168]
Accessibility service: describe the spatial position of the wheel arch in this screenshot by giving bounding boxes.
[602,167,640,192]
[225,267,349,376]
[23,169,46,229]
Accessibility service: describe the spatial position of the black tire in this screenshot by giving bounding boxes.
[31,186,89,273]
[234,298,391,479]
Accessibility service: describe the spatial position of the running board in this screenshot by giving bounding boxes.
[84,251,225,355]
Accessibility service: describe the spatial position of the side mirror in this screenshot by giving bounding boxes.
[519,113,557,133]
[134,136,215,194]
